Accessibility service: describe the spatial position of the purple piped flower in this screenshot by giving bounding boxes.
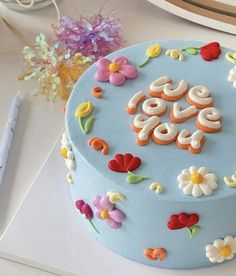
[92,195,125,229]
[95,56,138,86]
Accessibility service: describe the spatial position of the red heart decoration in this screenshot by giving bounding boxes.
[108,153,141,173]
[167,213,199,230]
[200,42,221,61]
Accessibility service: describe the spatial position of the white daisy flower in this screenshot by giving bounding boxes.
[206,236,236,263]
[60,132,76,171]
[177,166,217,197]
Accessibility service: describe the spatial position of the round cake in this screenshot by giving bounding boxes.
[63,40,236,269]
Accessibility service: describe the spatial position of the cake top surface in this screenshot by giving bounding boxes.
[66,40,236,202]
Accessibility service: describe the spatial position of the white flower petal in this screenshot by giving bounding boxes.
[206,250,219,258]
[214,239,224,249]
[199,183,213,195]
[66,159,75,170]
[198,167,209,176]
[232,247,236,253]
[232,239,236,252]
[205,173,217,182]
[179,181,190,189]
[178,174,190,183]
[189,166,198,174]
[226,253,234,260]
[181,169,190,176]
[206,244,216,252]
[217,256,225,263]
[204,178,218,190]
[183,182,194,195]
[192,184,203,197]
[65,142,71,150]
[67,151,74,160]
[224,236,234,246]
[209,257,218,263]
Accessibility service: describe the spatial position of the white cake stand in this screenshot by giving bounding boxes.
[0,138,236,276]
[147,0,236,34]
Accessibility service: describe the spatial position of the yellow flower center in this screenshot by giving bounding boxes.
[190,173,204,184]
[109,62,120,72]
[220,245,232,257]
[60,147,68,159]
[100,210,109,219]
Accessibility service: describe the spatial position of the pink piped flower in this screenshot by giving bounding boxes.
[95,56,138,86]
[75,200,93,219]
[75,199,99,233]
[92,195,125,229]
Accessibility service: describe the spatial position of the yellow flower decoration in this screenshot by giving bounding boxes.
[225,52,236,64]
[75,102,95,134]
[166,49,184,61]
[146,44,162,58]
[75,102,93,118]
[107,191,126,203]
[139,44,161,67]
[224,172,236,188]
[149,182,164,194]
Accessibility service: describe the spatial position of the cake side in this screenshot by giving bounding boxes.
[64,40,236,268]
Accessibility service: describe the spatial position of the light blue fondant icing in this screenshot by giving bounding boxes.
[65,40,236,268]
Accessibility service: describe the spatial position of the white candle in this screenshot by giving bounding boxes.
[0,92,22,187]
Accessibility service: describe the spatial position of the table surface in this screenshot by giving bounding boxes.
[0,0,236,275]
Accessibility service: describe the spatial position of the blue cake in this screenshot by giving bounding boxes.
[62,40,236,269]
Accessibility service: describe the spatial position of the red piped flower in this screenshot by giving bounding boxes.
[167,212,199,230]
[200,42,221,61]
[108,153,141,173]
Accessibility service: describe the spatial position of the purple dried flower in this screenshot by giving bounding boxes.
[52,14,123,60]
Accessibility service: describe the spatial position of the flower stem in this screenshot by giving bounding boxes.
[181,47,200,51]
[89,219,100,234]
[139,56,150,67]
[79,117,86,134]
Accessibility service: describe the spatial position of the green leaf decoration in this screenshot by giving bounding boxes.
[79,117,86,134]
[84,115,95,134]
[187,225,201,238]
[185,47,198,55]
[126,171,148,184]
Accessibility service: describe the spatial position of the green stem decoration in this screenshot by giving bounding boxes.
[139,56,150,67]
[88,219,100,234]
[79,117,86,134]
[126,171,148,184]
[181,47,200,55]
